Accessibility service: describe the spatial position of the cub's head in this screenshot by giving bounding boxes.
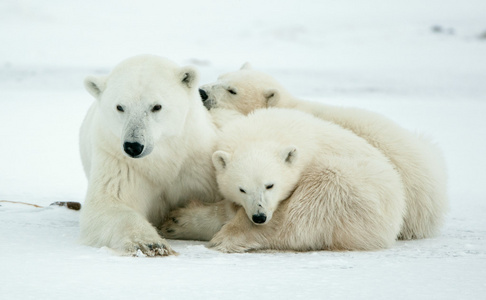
[84,55,199,158]
[212,144,300,225]
[199,63,286,115]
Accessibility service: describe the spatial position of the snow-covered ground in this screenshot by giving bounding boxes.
[1,0,486,299]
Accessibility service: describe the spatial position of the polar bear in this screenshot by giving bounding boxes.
[167,108,406,252]
[197,64,448,240]
[79,55,221,256]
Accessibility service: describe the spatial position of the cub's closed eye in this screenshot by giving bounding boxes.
[239,188,246,194]
[266,184,274,190]
[228,89,237,95]
[116,105,124,112]
[152,104,162,112]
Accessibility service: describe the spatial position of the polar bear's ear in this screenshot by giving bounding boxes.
[281,146,298,165]
[240,62,252,70]
[263,89,280,107]
[179,66,199,89]
[212,151,231,172]
[84,75,107,99]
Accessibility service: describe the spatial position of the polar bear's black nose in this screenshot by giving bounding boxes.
[199,89,208,101]
[252,213,267,224]
[124,142,144,158]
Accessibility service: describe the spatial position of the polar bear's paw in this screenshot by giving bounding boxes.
[159,209,190,239]
[159,200,222,241]
[208,240,250,253]
[159,209,194,240]
[208,231,260,253]
[126,239,177,257]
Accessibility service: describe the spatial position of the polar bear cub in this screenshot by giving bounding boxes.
[199,64,448,240]
[207,108,406,252]
[79,55,220,256]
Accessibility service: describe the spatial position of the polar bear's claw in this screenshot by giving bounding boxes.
[130,240,177,257]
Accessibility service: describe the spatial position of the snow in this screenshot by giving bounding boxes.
[1,0,486,299]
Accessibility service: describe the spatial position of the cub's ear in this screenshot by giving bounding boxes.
[263,89,280,107]
[84,75,107,99]
[212,150,231,172]
[281,146,298,165]
[240,62,252,70]
[180,66,199,89]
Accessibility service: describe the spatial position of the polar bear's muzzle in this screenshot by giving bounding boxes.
[199,88,214,110]
[123,142,144,158]
[245,193,273,225]
[251,213,267,225]
[121,117,154,159]
[199,88,208,102]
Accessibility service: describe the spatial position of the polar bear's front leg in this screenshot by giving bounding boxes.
[160,200,238,241]
[80,163,175,257]
[208,207,278,253]
[80,201,175,256]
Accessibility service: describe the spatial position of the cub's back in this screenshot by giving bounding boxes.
[219,108,381,163]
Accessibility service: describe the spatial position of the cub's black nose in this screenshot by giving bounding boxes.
[123,142,144,158]
[252,213,267,224]
[199,89,208,101]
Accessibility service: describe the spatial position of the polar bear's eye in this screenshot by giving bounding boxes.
[227,89,237,95]
[266,184,274,190]
[239,188,246,194]
[116,105,124,112]
[152,104,162,112]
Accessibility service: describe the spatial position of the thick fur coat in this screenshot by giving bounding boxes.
[79,55,220,256]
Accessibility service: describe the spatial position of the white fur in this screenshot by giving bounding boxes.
[79,55,221,256]
[210,108,406,252]
[199,65,448,240]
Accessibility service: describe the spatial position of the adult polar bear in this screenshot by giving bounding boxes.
[79,55,221,256]
[198,64,448,240]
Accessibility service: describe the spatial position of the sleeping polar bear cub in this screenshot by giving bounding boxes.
[165,108,407,252]
[198,64,448,240]
[79,55,221,256]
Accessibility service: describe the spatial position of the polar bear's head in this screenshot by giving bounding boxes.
[212,144,299,225]
[199,63,288,114]
[84,55,199,158]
